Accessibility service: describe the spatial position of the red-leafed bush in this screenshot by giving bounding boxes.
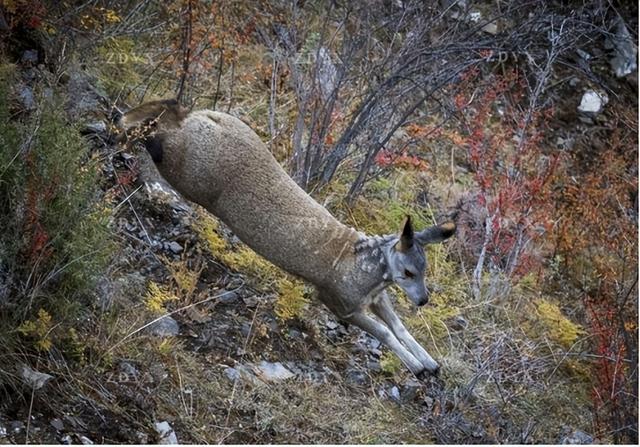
[555,113,638,443]
[448,69,559,295]
[374,149,428,171]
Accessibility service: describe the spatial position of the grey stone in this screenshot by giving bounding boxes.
[50,418,64,431]
[119,361,139,379]
[224,367,241,382]
[95,273,146,310]
[449,315,469,331]
[65,64,108,119]
[607,16,637,78]
[0,424,6,437]
[242,295,260,307]
[576,49,592,61]
[577,90,608,114]
[21,366,53,390]
[401,378,422,402]
[224,364,261,385]
[61,434,72,444]
[325,320,338,330]
[19,85,36,110]
[147,316,180,337]
[219,290,239,304]
[345,369,368,385]
[154,421,178,444]
[84,121,107,134]
[390,386,401,402]
[254,361,295,382]
[10,421,25,434]
[166,241,183,254]
[482,22,498,35]
[21,50,38,64]
[79,435,94,445]
[560,429,594,444]
[136,431,149,444]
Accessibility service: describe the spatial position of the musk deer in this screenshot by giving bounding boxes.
[116,99,455,377]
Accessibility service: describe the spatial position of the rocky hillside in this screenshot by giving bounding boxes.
[0,0,637,444]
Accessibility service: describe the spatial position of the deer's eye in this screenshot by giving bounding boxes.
[404,269,415,279]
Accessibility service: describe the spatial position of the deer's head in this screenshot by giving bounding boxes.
[383,217,455,306]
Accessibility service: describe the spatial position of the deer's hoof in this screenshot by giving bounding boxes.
[416,365,440,381]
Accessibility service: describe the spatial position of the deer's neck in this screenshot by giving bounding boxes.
[350,234,397,294]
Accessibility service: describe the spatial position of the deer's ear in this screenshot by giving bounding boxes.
[396,215,414,252]
[416,222,456,245]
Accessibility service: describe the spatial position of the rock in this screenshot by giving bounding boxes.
[482,22,498,35]
[18,85,36,110]
[325,320,338,330]
[576,49,592,61]
[154,421,178,444]
[118,361,139,379]
[50,418,64,431]
[254,361,295,382]
[83,121,107,134]
[367,359,381,372]
[136,431,149,444]
[61,434,72,444]
[147,316,180,337]
[0,424,6,437]
[224,367,242,382]
[21,50,39,64]
[389,386,401,402]
[577,90,608,114]
[345,368,368,386]
[469,10,481,22]
[224,364,261,385]
[21,366,53,390]
[560,429,594,444]
[449,315,469,331]
[242,295,260,307]
[65,64,108,119]
[401,378,422,402]
[9,421,25,434]
[166,241,183,254]
[95,272,146,310]
[607,16,637,78]
[219,290,239,304]
[149,363,169,383]
[79,435,94,445]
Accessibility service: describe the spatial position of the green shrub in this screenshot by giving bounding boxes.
[0,65,113,381]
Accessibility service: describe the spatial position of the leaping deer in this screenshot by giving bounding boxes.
[116,99,455,377]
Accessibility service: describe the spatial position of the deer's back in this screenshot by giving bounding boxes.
[159,110,358,284]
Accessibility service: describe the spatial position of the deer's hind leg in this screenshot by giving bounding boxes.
[371,292,439,374]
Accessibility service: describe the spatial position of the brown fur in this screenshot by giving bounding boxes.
[117,100,456,376]
[119,102,365,310]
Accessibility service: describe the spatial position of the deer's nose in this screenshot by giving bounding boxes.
[417,292,430,307]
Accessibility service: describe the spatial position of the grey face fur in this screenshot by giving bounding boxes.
[381,216,451,307]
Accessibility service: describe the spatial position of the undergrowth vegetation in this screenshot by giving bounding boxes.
[0,63,113,395]
[0,0,637,444]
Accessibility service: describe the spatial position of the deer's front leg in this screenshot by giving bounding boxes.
[344,311,426,377]
[371,292,439,374]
